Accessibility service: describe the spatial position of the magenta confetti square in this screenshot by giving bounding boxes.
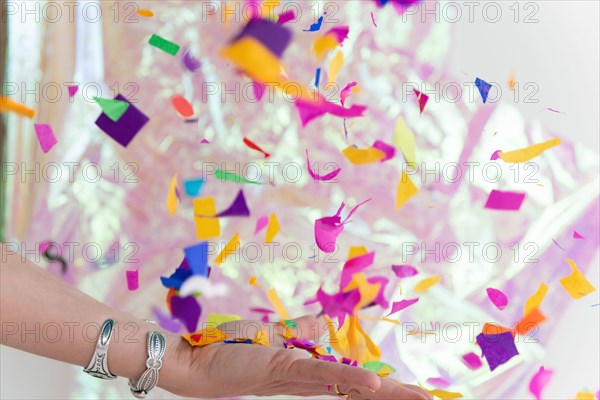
[95,94,149,147]
[34,124,57,153]
[126,270,139,290]
[485,190,526,211]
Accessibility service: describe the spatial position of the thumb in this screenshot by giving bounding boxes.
[282,314,326,341]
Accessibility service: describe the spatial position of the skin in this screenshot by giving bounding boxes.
[0,244,432,399]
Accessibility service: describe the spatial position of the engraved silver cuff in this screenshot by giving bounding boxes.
[83,319,117,380]
[128,331,166,399]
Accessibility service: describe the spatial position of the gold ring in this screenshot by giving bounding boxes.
[333,384,351,399]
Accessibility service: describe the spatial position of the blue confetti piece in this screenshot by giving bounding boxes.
[184,178,205,197]
[475,77,492,104]
[184,242,209,276]
[315,68,321,87]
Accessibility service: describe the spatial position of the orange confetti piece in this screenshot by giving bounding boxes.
[0,97,36,118]
[266,287,290,319]
[136,9,154,17]
[183,328,228,346]
[514,308,546,335]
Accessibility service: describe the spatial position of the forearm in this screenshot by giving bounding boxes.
[0,244,185,391]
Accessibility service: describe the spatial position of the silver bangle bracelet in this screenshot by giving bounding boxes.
[83,319,117,380]
[128,330,167,399]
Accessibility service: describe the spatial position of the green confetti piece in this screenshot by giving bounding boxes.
[94,97,130,122]
[283,319,299,329]
[363,361,396,374]
[214,170,263,185]
[148,34,180,56]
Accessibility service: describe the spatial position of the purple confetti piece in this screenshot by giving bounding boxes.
[170,295,201,333]
[94,94,149,147]
[476,331,519,371]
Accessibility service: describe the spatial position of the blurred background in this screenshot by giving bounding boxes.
[1,1,599,399]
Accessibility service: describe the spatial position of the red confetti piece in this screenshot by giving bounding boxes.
[243,137,270,158]
[171,95,194,118]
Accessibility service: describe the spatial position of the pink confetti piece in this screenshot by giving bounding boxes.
[340,81,358,106]
[67,85,79,97]
[490,150,502,160]
[372,140,396,161]
[426,377,450,389]
[392,264,418,278]
[277,10,296,24]
[573,230,585,239]
[340,250,375,290]
[39,241,51,253]
[34,124,58,153]
[296,95,367,127]
[306,149,342,181]
[315,199,371,253]
[545,107,564,114]
[386,298,419,316]
[486,287,508,310]
[484,190,526,211]
[325,26,350,44]
[461,352,483,370]
[200,139,210,144]
[252,81,265,101]
[529,366,553,400]
[255,215,269,234]
[126,270,139,291]
[370,11,377,27]
[413,89,429,114]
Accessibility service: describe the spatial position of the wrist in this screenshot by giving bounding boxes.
[156,332,190,394]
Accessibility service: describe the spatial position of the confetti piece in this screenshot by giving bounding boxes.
[265,213,281,243]
[184,242,209,276]
[152,306,183,333]
[544,107,564,114]
[94,96,130,122]
[253,329,271,346]
[426,378,450,389]
[486,287,509,310]
[370,11,378,27]
[95,94,149,147]
[363,361,395,377]
[328,51,344,84]
[136,9,153,17]
[215,233,240,266]
[461,352,483,370]
[296,94,367,127]
[250,307,274,322]
[33,124,57,153]
[67,85,79,97]
[498,138,561,163]
[394,117,417,164]
[386,298,419,316]
[171,95,194,118]
[193,197,220,240]
[243,137,270,158]
[396,170,419,209]
[267,287,290,319]
[575,392,596,400]
[166,174,178,216]
[490,150,502,160]
[340,81,358,106]
[524,283,548,316]
[312,33,340,62]
[148,34,180,56]
[372,140,396,161]
[277,9,296,24]
[179,276,228,298]
[316,289,360,327]
[340,251,375,290]
[484,190,526,211]
[306,149,342,181]
[573,230,585,239]
[171,295,201,332]
[529,366,553,400]
[184,178,205,197]
[559,259,596,299]
[508,72,516,90]
[255,215,269,234]
[420,386,463,399]
[342,146,386,164]
[414,276,441,293]
[314,68,321,87]
[476,331,519,371]
[303,15,324,32]
[160,259,192,290]
[325,26,350,44]
[392,264,418,278]
[347,274,388,310]
[0,96,35,118]
[183,327,228,346]
[475,77,492,103]
[181,48,202,73]
[214,190,250,217]
[234,18,292,58]
[514,307,546,335]
[125,270,139,291]
[214,169,263,185]
[207,313,242,327]
[315,199,371,253]
[248,276,262,288]
[413,89,429,114]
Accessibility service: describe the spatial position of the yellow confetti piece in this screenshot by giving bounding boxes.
[524,283,548,316]
[396,170,419,209]
[328,50,344,84]
[394,117,417,165]
[348,246,368,260]
[193,197,220,240]
[498,138,561,163]
[414,276,441,293]
[508,72,516,91]
[0,96,36,118]
[207,313,242,326]
[342,146,386,164]
[419,385,463,399]
[265,213,281,243]
[359,315,401,325]
[253,329,271,346]
[559,259,596,299]
[347,316,381,364]
[136,9,154,17]
[575,392,595,400]
[166,174,178,216]
[182,328,228,347]
[266,287,290,319]
[215,232,240,266]
[312,34,339,62]
[344,273,381,311]
[248,276,262,288]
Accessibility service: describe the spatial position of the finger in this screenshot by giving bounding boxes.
[286,357,382,392]
[285,314,326,341]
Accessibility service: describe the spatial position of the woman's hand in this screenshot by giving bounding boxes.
[159,316,433,399]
